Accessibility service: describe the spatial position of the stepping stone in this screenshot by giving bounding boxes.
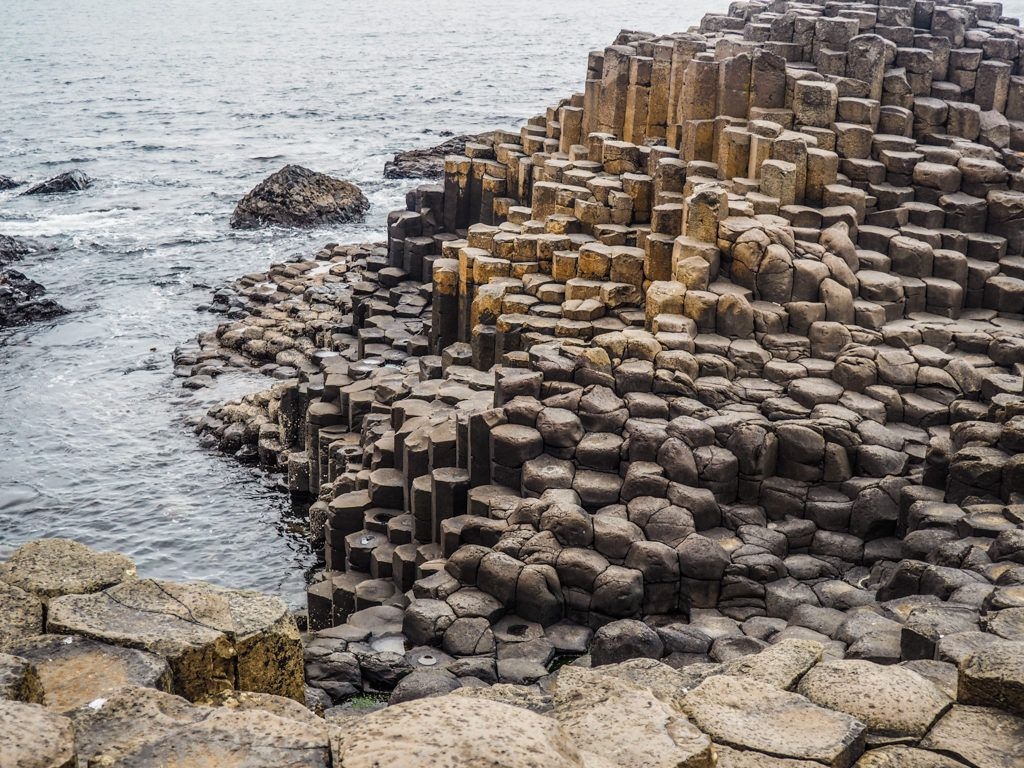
[332,695,580,768]
[0,539,135,600]
[70,687,330,768]
[919,705,1024,768]
[46,579,303,702]
[6,634,171,712]
[682,674,866,768]
[798,660,951,742]
[553,665,712,768]
[957,641,1024,717]
[0,699,75,768]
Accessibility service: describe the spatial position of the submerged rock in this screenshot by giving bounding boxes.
[230,165,369,229]
[0,269,68,328]
[22,170,91,195]
[0,234,32,266]
[384,133,491,179]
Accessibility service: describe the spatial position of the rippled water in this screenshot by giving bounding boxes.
[0,0,717,605]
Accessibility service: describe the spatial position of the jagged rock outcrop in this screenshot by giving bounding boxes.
[230,165,369,229]
[385,133,493,179]
[0,176,22,190]
[0,270,67,328]
[21,170,91,195]
[0,235,31,266]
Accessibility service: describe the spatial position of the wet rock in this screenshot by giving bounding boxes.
[0,270,67,328]
[553,665,712,767]
[384,133,491,179]
[230,165,369,229]
[0,176,22,190]
[0,701,75,766]
[682,675,866,767]
[46,578,304,702]
[21,170,91,195]
[5,634,171,711]
[331,694,585,768]
[0,538,135,601]
[0,234,31,266]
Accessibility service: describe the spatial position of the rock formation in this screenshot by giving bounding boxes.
[0,235,32,266]
[385,133,494,179]
[0,176,22,191]
[21,170,91,195]
[230,165,370,229]
[0,269,67,328]
[100,0,1024,762]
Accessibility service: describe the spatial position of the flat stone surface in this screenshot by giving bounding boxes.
[852,745,965,767]
[722,639,823,690]
[46,578,303,702]
[6,634,171,711]
[958,641,1024,717]
[798,660,951,741]
[716,745,821,767]
[331,694,585,768]
[70,687,329,768]
[553,665,712,768]
[0,699,75,768]
[451,682,553,714]
[919,704,1024,768]
[0,538,135,600]
[682,674,866,768]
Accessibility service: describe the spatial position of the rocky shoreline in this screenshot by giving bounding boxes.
[7,0,1024,764]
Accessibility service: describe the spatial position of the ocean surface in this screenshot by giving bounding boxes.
[0,0,713,605]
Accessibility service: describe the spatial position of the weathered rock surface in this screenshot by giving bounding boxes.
[0,234,31,265]
[0,581,44,648]
[0,652,43,703]
[6,634,171,711]
[46,578,304,702]
[384,133,491,179]
[553,665,712,767]
[958,642,1024,718]
[919,704,1024,768]
[0,175,22,190]
[0,270,67,328]
[682,675,866,767]
[230,165,369,229]
[21,170,91,195]
[0,699,75,768]
[70,687,330,768]
[331,695,585,768]
[0,538,134,600]
[798,660,950,742]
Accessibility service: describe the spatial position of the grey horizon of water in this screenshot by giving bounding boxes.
[0,0,713,606]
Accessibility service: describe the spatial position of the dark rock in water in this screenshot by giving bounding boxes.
[22,170,92,195]
[0,175,22,190]
[0,235,32,266]
[0,269,67,328]
[230,165,369,229]
[384,133,492,179]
